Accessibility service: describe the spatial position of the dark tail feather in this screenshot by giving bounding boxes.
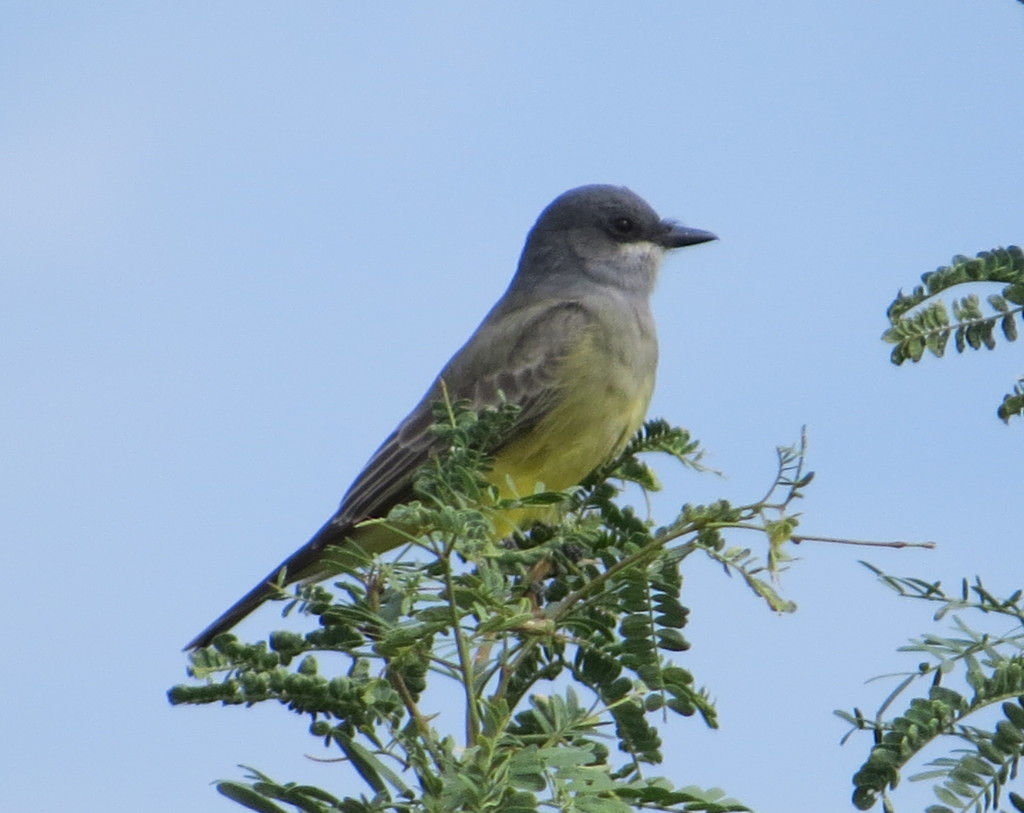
[183,568,288,650]
[183,521,345,651]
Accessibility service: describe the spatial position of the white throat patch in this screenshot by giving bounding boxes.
[617,241,665,263]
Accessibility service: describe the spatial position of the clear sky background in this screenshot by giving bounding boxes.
[3,3,1024,812]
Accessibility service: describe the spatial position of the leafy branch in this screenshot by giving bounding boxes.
[171,400,839,813]
[839,564,1024,813]
[882,246,1024,422]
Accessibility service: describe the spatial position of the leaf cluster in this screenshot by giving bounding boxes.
[171,401,811,813]
[882,246,1024,422]
[839,565,1024,813]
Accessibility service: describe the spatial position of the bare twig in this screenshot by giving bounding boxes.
[791,534,937,550]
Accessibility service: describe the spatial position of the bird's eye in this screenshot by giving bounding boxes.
[611,217,636,235]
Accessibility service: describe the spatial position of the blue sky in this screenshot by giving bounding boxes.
[3,3,1024,812]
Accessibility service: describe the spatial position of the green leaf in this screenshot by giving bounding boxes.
[995,719,1024,750]
[535,745,594,768]
[965,323,983,350]
[987,293,1010,313]
[1003,700,1024,729]
[1001,313,1018,342]
[653,600,689,629]
[1004,283,1024,306]
[331,733,388,794]
[656,629,690,652]
[932,785,963,807]
[575,796,631,813]
[217,783,290,813]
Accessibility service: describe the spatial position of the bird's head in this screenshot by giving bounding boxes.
[515,184,716,296]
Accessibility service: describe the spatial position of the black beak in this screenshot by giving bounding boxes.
[660,222,718,249]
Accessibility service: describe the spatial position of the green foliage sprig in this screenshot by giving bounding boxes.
[839,564,1024,813]
[882,246,1024,422]
[170,400,820,813]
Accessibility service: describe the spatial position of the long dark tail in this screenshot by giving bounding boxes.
[184,567,290,650]
[183,520,345,650]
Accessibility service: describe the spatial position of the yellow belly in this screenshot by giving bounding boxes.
[486,334,655,534]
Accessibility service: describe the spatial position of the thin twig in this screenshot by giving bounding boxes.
[387,668,447,772]
[791,534,937,550]
[440,543,481,749]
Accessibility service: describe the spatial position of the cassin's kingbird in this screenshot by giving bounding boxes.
[186,185,715,649]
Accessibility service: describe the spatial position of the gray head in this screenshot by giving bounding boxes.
[513,184,716,298]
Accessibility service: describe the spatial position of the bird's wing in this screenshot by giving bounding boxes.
[185,300,592,649]
[329,298,592,529]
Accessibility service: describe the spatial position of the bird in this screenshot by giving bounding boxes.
[186,184,716,650]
